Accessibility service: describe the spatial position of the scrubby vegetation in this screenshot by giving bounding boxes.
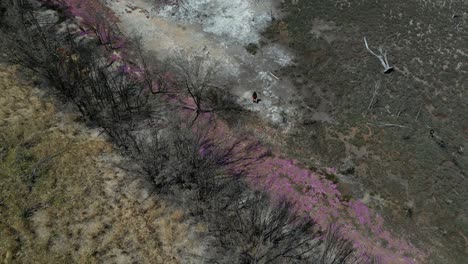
[0,1,421,263]
[265,1,467,263]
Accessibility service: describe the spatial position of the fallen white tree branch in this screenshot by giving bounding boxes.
[377,123,406,128]
[364,37,394,74]
[367,122,406,128]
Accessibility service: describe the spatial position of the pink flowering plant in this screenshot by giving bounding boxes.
[39,0,426,263]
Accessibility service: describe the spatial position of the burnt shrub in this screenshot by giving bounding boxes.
[205,191,320,264]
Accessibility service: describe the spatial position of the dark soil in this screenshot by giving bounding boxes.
[262,0,468,263]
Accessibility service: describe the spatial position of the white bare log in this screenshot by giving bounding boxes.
[377,123,406,128]
[364,37,394,74]
[366,122,406,128]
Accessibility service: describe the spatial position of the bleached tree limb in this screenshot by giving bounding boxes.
[376,123,406,128]
[382,123,404,128]
[364,37,394,74]
[366,122,406,128]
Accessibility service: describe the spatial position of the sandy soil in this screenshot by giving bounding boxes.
[104,0,316,128]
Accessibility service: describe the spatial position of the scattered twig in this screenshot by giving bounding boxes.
[396,99,407,117]
[207,82,224,89]
[415,103,422,120]
[422,121,431,128]
[268,71,280,80]
[459,231,468,248]
[384,105,392,114]
[451,186,460,196]
[432,196,442,209]
[367,80,380,111]
[396,109,403,117]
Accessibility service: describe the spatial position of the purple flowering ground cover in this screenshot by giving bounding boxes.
[40,0,426,262]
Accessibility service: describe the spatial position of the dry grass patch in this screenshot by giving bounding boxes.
[0,65,203,264]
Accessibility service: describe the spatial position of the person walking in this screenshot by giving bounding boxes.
[252,91,258,103]
[252,91,261,103]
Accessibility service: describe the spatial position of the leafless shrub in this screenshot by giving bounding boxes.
[171,52,219,122]
[171,52,243,125]
[130,117,270,219]
[1,2,152,149]
[78,15,122,51]
[1,2,79,98]
[131,35,175,95]
[1,4,92,115]
[206,192,320,264]
[134,123,235,203]
[140,125,210,191]
[320,224,374,264]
